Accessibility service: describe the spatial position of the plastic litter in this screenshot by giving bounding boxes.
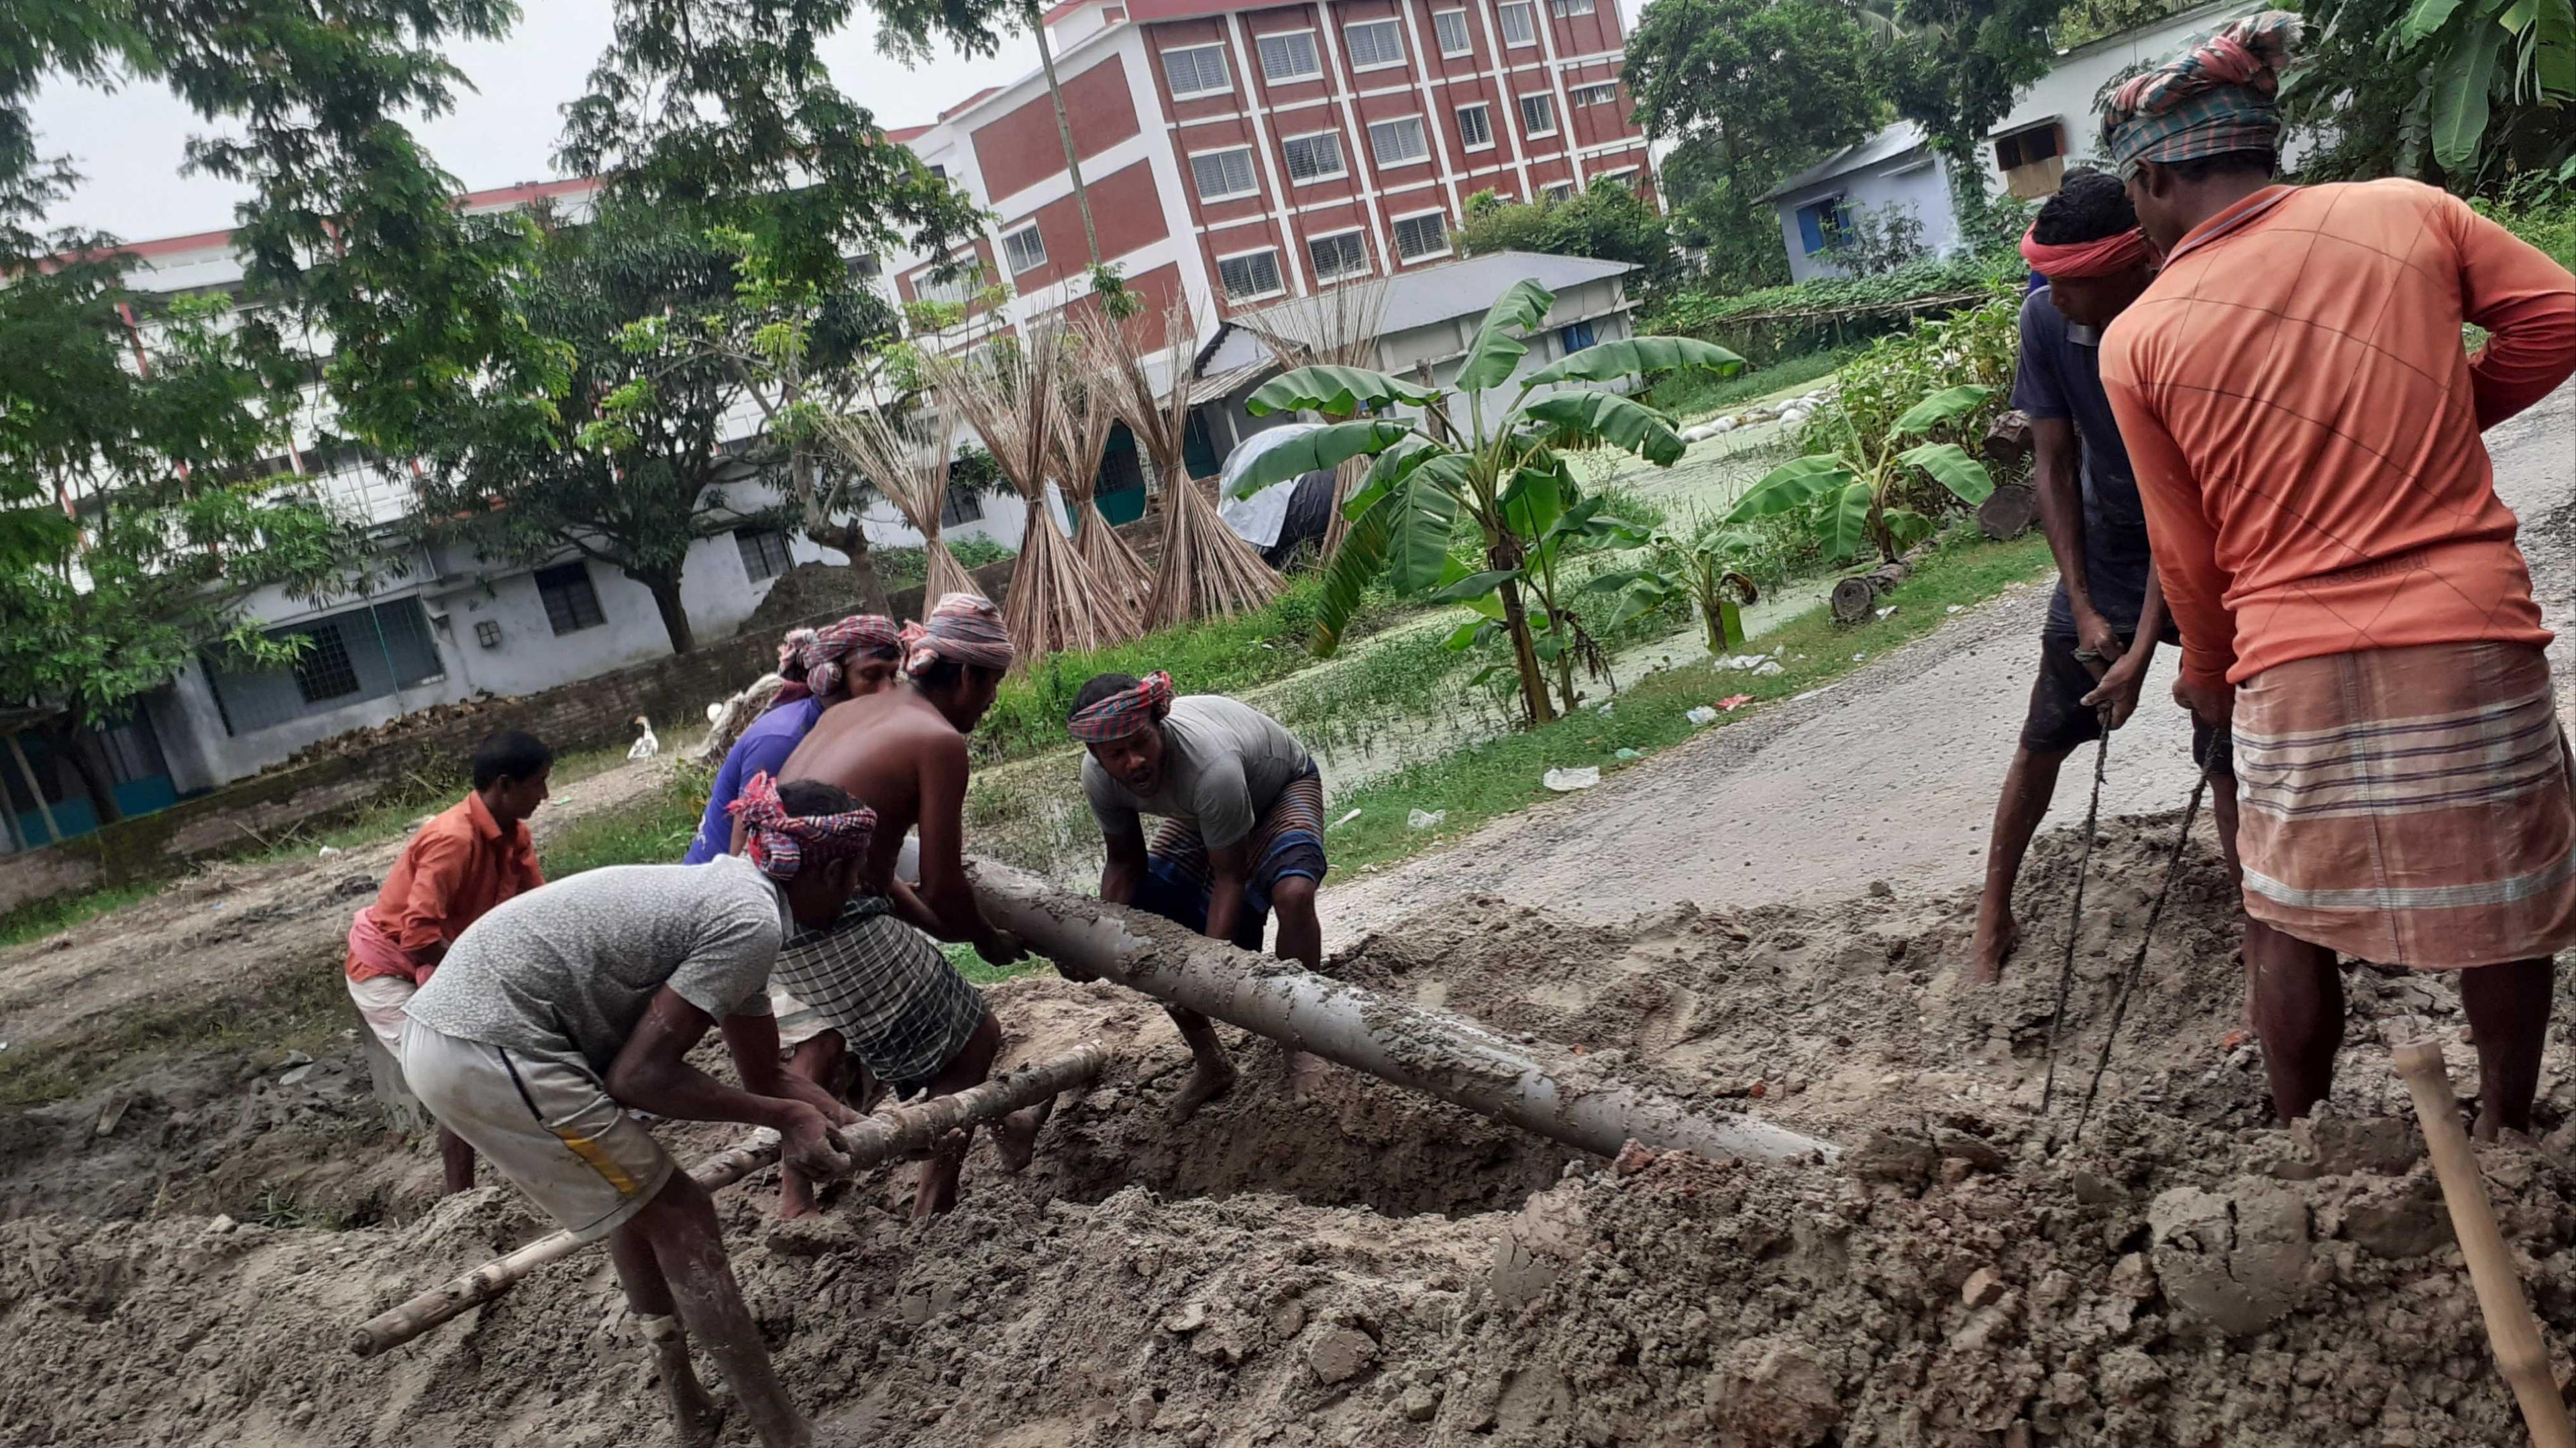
[1330,808,1361,829]
[1614,748,1641,760]
[1875,606,1896,619]
[1718,694,1755,710]
[1542,767,1601,792]
[1684,706,1719,726]
[1406,808,1447,829]
[1947,604,1965,614]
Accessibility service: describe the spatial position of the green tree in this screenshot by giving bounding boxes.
[0,281,365,825]
[1875,0,2060,229]
[1455,180,1674,272]
[2287,0,2574,191]
[1228,280,1742,725]
[412,207,896,653]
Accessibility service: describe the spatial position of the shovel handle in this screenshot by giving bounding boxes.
[2391,1039,2574,1448]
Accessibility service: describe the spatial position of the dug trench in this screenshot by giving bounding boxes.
[10,814,2576,1445]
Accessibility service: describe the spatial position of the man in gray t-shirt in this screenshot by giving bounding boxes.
[1070,674,1330,1119]
[402,778,876,1448]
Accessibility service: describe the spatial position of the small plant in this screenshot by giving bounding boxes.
[1434,477,1656,713]
[1231,278,1743,726]
[1727,383,1997,565]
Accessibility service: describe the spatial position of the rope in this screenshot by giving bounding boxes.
[2071,755,2218,1143]
[2038,732,2110,1116]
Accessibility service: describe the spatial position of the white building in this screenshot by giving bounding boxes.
[1763,1,2263,282]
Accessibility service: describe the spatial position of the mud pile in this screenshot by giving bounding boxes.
[9,812,2576,1446]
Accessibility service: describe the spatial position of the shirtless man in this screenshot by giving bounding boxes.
[773,592,1044,1216]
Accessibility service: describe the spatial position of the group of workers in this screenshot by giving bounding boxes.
[317,11,2576,1443]
[339,592,1331,1445]
[1971,11,2576,1138]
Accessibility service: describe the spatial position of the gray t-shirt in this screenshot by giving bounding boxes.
[407,854,785,1078]
[1082,696,1313,850]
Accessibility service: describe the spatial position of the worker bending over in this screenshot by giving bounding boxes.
[1069,671,1329,1119]
[2098,12,2576,1131]
[1970,170,2264,984]
[402,775,874,1447]
[343,729,551,1193]
[777,592,1046,1218]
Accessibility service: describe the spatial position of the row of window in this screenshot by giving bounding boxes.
[1213,209,1453,302]
[1168,0,1593,99]
[1183,89,1582,207]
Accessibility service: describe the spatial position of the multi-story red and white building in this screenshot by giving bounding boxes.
[885,0,1652,339]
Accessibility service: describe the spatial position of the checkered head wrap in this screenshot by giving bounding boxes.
[796,614,902,700]
[901,592,1017,678]
[1067,671,1175,742]
[729,772,877,882]
[2101,11,2302,177]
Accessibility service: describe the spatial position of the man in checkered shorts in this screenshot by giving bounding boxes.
[775,594,1048,1217]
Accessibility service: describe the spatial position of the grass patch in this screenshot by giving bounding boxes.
[0,877,166,952]
[0,958,350,1111]
[537,761,716,879]
[1322,528,2053,875]
[1648,347,1857,423]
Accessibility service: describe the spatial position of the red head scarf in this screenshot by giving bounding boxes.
[727,772,877,882]
[901,593,1016,678]
[1067,671,1175,742]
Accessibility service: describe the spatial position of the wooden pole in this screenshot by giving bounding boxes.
[2391,1038,2575,1448]
[970,860,1837,1164]
[347,1044,1108,1358]
[6,730,62,845]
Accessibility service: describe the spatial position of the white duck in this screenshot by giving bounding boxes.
[627,714,661,761]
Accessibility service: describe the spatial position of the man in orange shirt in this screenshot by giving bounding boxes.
[2098,13,2576,1133]
[345,730,552,1190]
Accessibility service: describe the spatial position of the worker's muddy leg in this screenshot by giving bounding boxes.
[914,1010,1004,1216]
[778,1031,849,1220]
[2247,926,2343,1121]
[2208,772,2259,1034]
[437,1126,478,1196]
[2459,958,2554,1139]
[607,1213,725,1448]
[1972,744,2066,983]
[1269,876,1329,1094]
[635,1172,812,1447]
[1164,1005,1238,1121]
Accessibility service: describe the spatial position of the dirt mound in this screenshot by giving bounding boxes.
[10,813,2576,1445]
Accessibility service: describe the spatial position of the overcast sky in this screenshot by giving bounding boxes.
[25,1,1042,242]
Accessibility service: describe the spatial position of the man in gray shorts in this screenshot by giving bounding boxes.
[403,776,875,1448]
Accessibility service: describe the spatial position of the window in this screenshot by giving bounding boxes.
[1597,166,1639,189]
[1456,102,1494,150]
[1344,18,1406,68]
[1163,43,1231,98]
[291,625,362,704]
[535,563,606,634]
[1518,92,1557,137]
[1390,210,1449,260]
[1434,8,1473,55]
[1559,319,1598,353]
[914,267,980,306]
[1002,223,1048,275]
[1498,2,1537,46]
[1308,229,1369,280]
[1368,115,1430,167]
[1190,147,1261,202]
[1794,194,1856,255]
[1282,130,1348,182]
[940,484,985,526]
[1543,180,1574,201]
[1550,0,1595,13]
[1257,30,1322,82]
[736,528,794,583]
[1994,120,2067,200]
[1217,249,1286,300]
[1570,82,1618,108]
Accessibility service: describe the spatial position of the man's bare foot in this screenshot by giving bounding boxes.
[777,1178,817,1220]
[642,1319,725,1448]
[1169,1056,1238,1123]
[912,1127,968,1218]
[1969,911,2020,985]
[992,1100,1055,1174]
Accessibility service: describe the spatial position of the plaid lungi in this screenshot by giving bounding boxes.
[2232,641,2576,968]
[1136,764,1328,950]
[770,895,986,1093]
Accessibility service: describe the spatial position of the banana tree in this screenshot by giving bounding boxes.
[1230,278,1742,726]
[1436,472,1658,713]
[1726,382,1995,566]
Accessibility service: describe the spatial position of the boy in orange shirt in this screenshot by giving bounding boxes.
[345,730,552,1190]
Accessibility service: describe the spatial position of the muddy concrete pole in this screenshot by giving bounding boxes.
[971,861,1837,1164]
[348,1044,1107,1357]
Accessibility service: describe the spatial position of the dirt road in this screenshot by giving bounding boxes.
[1322,382,2576,943]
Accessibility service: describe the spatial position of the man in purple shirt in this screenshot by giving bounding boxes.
[684,616,904,864]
